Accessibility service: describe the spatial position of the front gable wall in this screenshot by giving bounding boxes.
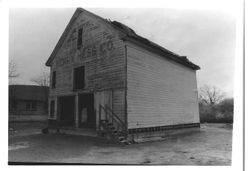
[50,11,126,96]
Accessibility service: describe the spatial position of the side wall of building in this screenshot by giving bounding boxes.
[126,44,200,129]
[9,100,47,122]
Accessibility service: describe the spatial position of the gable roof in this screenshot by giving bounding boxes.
[46,8,200,70]
[9,85,49,101]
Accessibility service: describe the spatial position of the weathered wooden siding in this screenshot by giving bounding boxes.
[49,11,126,97]
[112,89,126,122]
[94,90,112,128]
[48,11,127,123]
[93,89,126,129]
[126,44,199,129]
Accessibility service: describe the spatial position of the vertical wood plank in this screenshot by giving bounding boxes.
[75,94,79,128]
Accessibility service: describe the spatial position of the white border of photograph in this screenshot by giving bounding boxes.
[0,0,245,171]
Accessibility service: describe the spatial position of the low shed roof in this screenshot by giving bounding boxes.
[9,85,49,101]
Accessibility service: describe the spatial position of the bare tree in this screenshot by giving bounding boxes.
[199,84,225,105]
[30,70,50,87]
[9,60,19,78]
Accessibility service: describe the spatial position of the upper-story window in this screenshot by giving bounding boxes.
[73,66,85,90]
[52,71,56,89]
[77,28,83,49]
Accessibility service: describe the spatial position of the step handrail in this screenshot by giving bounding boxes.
[105,105,126,129]
[99,104,126,132]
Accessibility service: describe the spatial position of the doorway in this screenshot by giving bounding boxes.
[78,93,95,128]
[58,96,75,127]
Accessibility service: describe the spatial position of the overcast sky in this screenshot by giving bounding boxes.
[9,8,235,97]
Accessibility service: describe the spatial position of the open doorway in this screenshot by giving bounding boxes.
[78,93,95,128]
[58,96,75,127]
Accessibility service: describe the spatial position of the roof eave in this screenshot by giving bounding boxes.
[45,7,201,71]
[45,8,82,67]
[122,36,200,70]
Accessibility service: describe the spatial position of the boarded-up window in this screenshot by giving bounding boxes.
[50,100,55,118]
[73,66,85,90]
[77,28,83,49]
[52,71,56,89]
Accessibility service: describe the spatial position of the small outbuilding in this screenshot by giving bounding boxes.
[9,85,49,122]
[45,8,200,143]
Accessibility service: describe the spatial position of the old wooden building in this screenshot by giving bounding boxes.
[45,8,200,143]
[9,85,49,122]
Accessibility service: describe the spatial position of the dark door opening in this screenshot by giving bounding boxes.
[59,96,75,127]
[78,93,95,128]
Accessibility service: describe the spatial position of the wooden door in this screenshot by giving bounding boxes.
[94,90,112,129]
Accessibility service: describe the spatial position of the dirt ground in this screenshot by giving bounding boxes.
[8,123,232,165]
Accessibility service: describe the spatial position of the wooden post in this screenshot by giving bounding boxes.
[56,97,59,129]
[111,112,114,124]
[55,97,58,120]
[75,94,79,128]
[105,106,107,121]
[99,105,101,129]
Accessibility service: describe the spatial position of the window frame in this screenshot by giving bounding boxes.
[73,65,85,90]
[77,27,83,49]
[51,71,56,89]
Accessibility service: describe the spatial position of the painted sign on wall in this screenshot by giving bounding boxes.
[56,19,116,67]
[77,39,114,60]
